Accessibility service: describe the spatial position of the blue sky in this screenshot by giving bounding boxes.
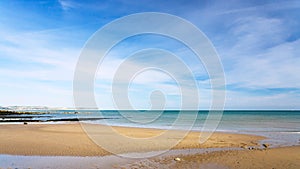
[0,0,300,109]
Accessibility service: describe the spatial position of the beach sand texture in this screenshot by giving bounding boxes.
[121,146,300,169]
[0,123,263,156]
[0,123,299,169]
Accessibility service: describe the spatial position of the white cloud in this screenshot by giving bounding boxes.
[0,28,80,106]
[225,37,300,89]
[215,14,300,109]
[225,90,299,109]
[58,0,78,11]
[227,16,287,56]
[92,52,213,109]
[216,1,300,16]
[0,30,79,81]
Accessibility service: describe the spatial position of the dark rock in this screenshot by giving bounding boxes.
[248,147,254,150]
[262,143,270,148]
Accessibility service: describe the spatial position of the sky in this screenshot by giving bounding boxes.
[0,0,300,109]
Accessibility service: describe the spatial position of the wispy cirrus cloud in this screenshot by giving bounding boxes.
[0,26,81,106]
[222,15,300,88]
[216,0,300,16]
[216,12,300,109]
[58,0,79,11]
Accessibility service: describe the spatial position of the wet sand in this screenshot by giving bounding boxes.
[124,146,300,169]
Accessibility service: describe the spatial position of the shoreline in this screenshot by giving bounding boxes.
[0,123,299,168]
[0,123,266,156]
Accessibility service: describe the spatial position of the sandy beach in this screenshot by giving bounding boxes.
[0,123,299,168]
[0,123,264,156]
[121,146,300,169]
